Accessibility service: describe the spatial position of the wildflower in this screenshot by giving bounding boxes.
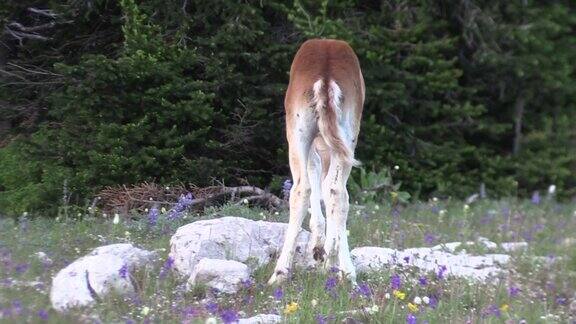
[273,287,284,300]
[428,296,438,308]
[284,302,299,315]
[422,296,430,305]
[311,299,318,307]
[118,264,128,279]
[390,273,401,290]
[147,207,159,226]
[325,276,338,291]
[508,286,521,297]
[159,257,174,279]
[205,302,218,314]
[439,209,447,216]
[168,193,194,219]
[219,309,238,324]
[406,313,417,324]
[437,265,447,280]
[531,191,541,205]
[394,165,400,170]
[384,293,391,299]
[393,290,406,300]
[205,318,218,324]
[500,304,509,312]
[418,276,428,286]
[38,309,49,321]
[413,296,422,305]
[403,256,410,264]
[463,204,470,212]
[113,213,120,224]
[356,282,372,298]
[240,278,253,289]
[408,303,419,312]
[366,304,379,314]
[423,233,436,245]
[141,306,150,316]
[282,179,293,200]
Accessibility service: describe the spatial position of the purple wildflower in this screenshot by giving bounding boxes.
[424,233,436,245]
[418,276,428,286]
[273,287,284,300]
[403,256,410,264]
[325,276,338,291]
[428,296,438,309]
[282,179,293,200]
[406,313,417,324]
[329,266,339,273]
[159,257,174,279]
[205,301,218,314]
[508,286,521,297]
[483,304,500,318]
[167,193,194,220]
[390,273,401,290]
[356,282,372,298]
[219,309,238,324]
[119,264,128,279]
[556,296,568,305]
[38,309,49,321]
[316,314,328,324]
[181,306,200,319]
[147,207,160,226]
[240,278,253,289]
[437,265,447,280]
[15,263,29,274]
[531,191,541,205]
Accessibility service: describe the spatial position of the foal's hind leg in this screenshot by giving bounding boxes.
[268,107,316,285]
[307,145,326,264]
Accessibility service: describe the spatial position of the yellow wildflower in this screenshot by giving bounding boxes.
[393,290,406,300]
[500,303,509,312]
[407,302,419,312]
[284,302,299,315]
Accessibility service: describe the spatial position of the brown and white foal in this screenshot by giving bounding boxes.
[268,39,364,285]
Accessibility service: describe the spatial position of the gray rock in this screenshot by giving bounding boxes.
[351,246,510,281]
[187,258,250,294]
[50,244,155,311]
[238,314,283,324]
[170,216,310,277]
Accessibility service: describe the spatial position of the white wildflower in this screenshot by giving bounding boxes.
[113,213,120,224]
[384,293,390,299]
[439,210,447,216]
[141,306,150,316]
[311,299,318,307]
[243,198,249,204]
[394,165,399,170]
[413,296,422,305]
[422,296,430,304]
[205,318,218,324]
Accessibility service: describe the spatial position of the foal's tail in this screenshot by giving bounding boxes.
[311,79,360,167]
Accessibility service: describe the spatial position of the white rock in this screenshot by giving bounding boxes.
[351,245,511,282]
[500,242,528,252]
[50,244,155,311]
[188,258,250,294]
[170,217,310,277]
[238,314,283,324]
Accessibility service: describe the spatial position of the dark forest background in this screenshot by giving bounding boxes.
[1,0,575,215]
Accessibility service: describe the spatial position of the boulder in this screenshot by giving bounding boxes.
[170,216,310,277]
[50,244,155,311]
[187,258,250,294]
[238,314,283,324]
[351,246,510,281]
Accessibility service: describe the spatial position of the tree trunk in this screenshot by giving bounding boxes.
[513,96,526,155]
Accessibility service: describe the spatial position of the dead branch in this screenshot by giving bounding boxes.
[96,183,287,215]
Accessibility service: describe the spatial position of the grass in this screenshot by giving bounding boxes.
[1,198,575,323]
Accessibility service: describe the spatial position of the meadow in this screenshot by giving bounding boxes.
[1,197,575,323]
